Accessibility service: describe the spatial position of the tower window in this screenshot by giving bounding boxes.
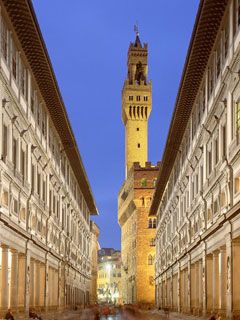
[137,143,140,148]
[144,96,148,101]
[136,96,141,101]
[136,128,139,131]
[129,96,133,101]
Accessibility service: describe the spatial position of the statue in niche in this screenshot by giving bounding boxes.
[227,256,231,292]
[135,62,145,84]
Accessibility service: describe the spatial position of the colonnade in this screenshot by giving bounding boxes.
[156,236,240,319]
[66,285,87,308]
[0,243,88,317]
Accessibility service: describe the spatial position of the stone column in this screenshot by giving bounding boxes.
[190,263,195,313]
[226,233,232,320]
[170,269,173,310]
[18,253,26,309]
[219,247,226,313]
[30,259,35,307]
[48,267,52,308]
[198,259,203,315]
[206,254,213,313]
[10,250,19,310]
[177,264,181,312]
[212,251,219,312]
[44,255,49,312]
[1,246,9,311]
[39,263,45,307]
[58,262,65,309]
[24,249,31,317]
[34,262,41,307]
[202,250,207,316]
[187,258,191,313]
[232,238,240,318]
[195,261,199,314]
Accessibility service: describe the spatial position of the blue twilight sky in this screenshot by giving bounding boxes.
[32,1,199,250]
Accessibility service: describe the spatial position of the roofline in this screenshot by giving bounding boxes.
[150,0,228,215]
[2,0,98,214]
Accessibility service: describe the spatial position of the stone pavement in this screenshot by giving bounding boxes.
[149,309,209,320]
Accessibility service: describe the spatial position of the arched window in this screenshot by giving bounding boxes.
[141,178,147,187]
[153,219,157,228]
[141,197,145,207]
[153,178,157,187]
[148,254,153,265]
[150,238,155,246]
[148,219,153,228]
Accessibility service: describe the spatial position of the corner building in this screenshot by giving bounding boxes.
[0,0,98,317]
[118,33,159,305]
[90,221,100,304]
[150,0,240,318]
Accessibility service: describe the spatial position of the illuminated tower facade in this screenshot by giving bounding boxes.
[122,31,152,177]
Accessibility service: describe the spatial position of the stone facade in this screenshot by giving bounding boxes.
[90,221,100,304]
[118,162,159,305]
[119,32,159,305]
[152,0,240,319]
[0,0,98,318]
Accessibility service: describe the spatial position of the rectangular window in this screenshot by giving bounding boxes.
[12,138,17,170]
[216,42,221,79]
[2,124,8,161]
[215,136,219,164]
[13,198,18,214]
[20,60,27,98]
[43,179,46,202]
[200,165,203,189]
[1,18,8,62]
[136,96,140,101]
[236,102,240,131]
[192,111,196,138]
[237,0,240,27]
[129,96,133,101]
[31,164,35,191]
[208,149,212,176]
[20,148,25,178]
[37,171,41,196]
[11,42,17,81]
[30,82,35,114]
[196,174,199,195]
[144,96,148,101]
[49,189,52,211]
[208,65,214,97]
[224,20,229,59]
[222,125,226,157]
[42,109,46,137]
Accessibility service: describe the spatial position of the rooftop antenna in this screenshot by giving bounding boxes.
[134,22,139,36]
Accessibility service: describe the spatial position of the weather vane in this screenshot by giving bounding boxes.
[134,22,139,36]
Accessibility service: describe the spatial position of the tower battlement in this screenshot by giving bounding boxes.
[133,161,161,170]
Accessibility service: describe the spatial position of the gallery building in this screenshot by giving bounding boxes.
[0,0,98,317]
[150,0,240,318]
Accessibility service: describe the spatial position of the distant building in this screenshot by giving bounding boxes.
[118,31,160,305]
[90,221,100,304]
[151,1,240,319]
[97,248,122,304]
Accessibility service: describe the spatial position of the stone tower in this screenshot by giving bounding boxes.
[122,31,152,177]
[118,31,159,305]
